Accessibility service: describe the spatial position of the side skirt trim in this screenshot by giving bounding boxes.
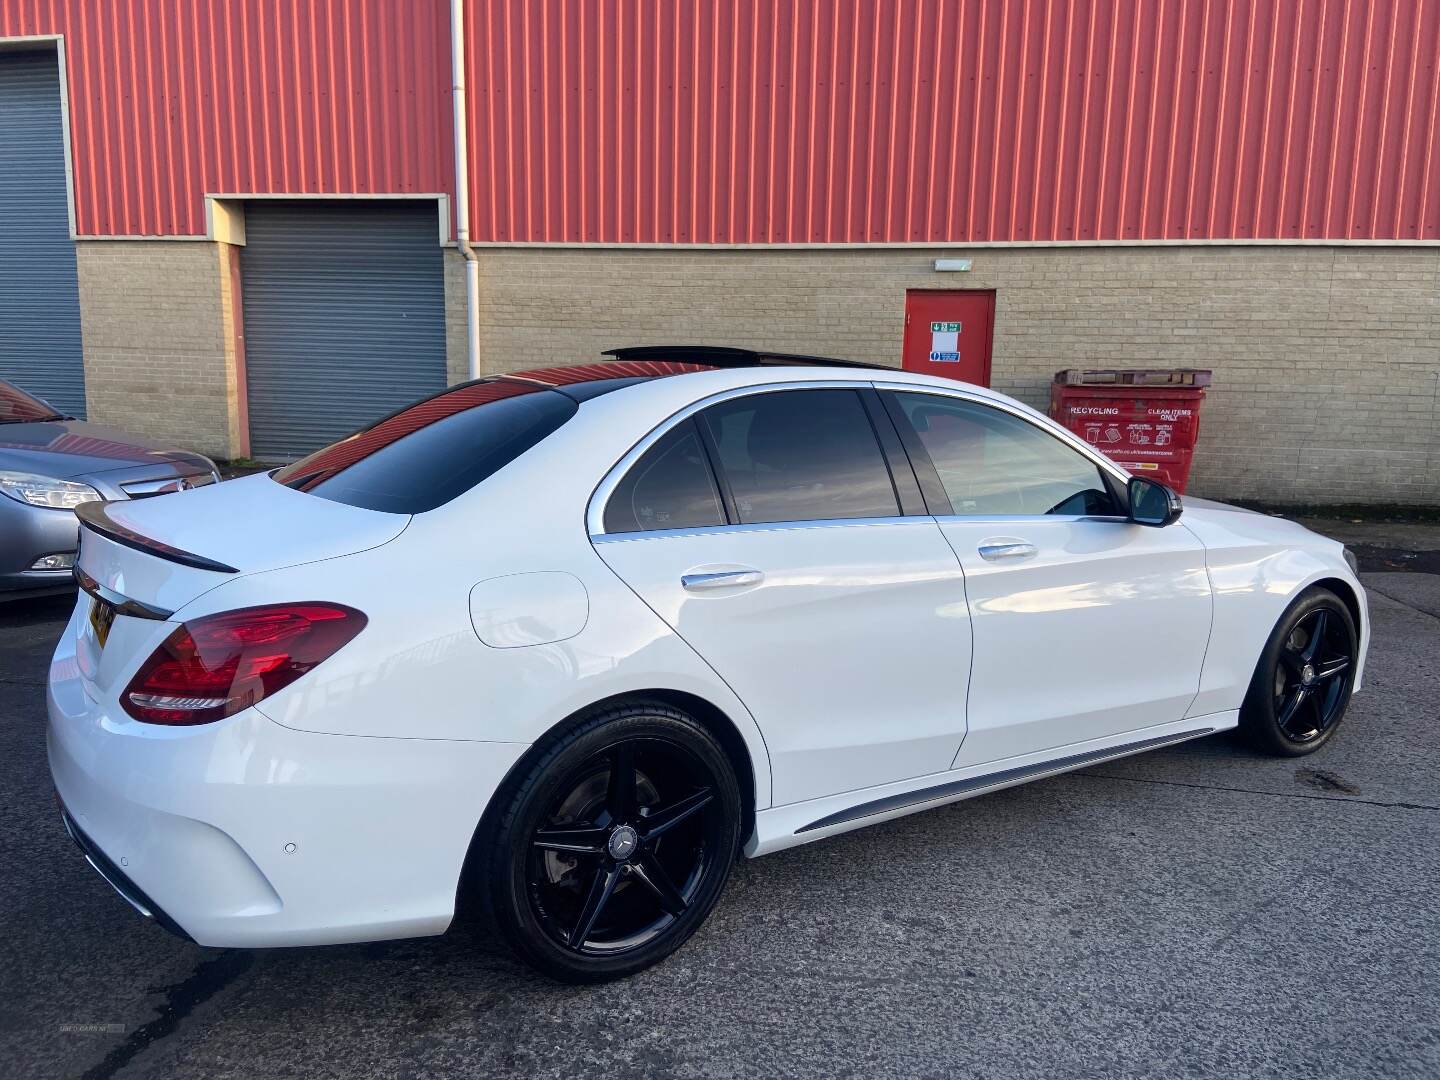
[794,726,1216,834]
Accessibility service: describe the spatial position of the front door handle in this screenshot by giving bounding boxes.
[978,541,1038,562]
[681,569,765,591]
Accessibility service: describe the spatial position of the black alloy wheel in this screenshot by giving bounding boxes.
[476,703,741,982]
[1240,588,1358,756]
[1271,607,1353,743]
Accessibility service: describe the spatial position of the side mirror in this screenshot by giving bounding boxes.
[1127,476,1183,527]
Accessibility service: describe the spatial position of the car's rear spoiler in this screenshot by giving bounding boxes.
[75,501,240,575]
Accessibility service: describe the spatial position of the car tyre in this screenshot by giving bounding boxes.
[1238,587,1358,757]
[473,701,741,983]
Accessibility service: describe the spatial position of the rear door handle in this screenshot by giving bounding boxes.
[977,541,1038,562]
[681,569,765,591]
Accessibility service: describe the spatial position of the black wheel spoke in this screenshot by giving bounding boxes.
[568,866,621,948]
[1302,610,1329,661]
[606,744,638,821]
[1266,602,1355,746]
[523,726,733,964]
[640,788,714,840]
[532,825,608,854]
[631,853,688,918]
[1277,686,1309,735]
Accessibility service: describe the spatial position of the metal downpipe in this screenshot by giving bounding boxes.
[451,0,481,381]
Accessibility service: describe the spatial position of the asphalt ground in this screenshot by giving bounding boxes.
[1,520,1437,1079]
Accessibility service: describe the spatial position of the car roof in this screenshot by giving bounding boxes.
[485,354,997,401]
[287,357,994,481]
[548,359,1047,441]
[390,355,1008,429]
[494,359,715,400]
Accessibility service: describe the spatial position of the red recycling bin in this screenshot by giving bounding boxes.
[1049,369,1211,493]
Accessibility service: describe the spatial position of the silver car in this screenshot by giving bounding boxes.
[0,380,219,599]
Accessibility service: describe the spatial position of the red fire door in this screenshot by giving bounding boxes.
[901,290,995,386]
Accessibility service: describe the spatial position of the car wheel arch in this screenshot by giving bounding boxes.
[452,688,761,923]
[1278,573,1366,678]
[1244,575,1365,685]
[1237,579,1361,756]
[1312,576,1363,640]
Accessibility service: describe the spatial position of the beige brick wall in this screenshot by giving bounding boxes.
[76,240,238,460]
[469,246,1440,507]
[74,240,1439,505]
[78,241,469,461]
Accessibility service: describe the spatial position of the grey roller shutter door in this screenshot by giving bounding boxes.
[0,52,85,418]
[240,201,447,461]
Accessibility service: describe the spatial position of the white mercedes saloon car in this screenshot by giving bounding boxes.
[48,348,1367,982]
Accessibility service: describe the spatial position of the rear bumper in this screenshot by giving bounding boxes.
[59,807,192,941]
[47,618,528,948]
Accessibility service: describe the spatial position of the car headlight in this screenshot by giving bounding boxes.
[1342,547,1359,574]
[0,470,103,510]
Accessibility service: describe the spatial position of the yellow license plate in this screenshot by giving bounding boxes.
[88,597,116,650]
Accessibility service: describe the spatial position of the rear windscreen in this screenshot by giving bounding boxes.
[272,380,577,514]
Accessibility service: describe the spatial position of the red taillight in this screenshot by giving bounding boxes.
[121,603,367,725]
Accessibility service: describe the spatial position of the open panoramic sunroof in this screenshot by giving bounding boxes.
[602,345,886,370]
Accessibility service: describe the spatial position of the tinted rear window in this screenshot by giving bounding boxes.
[603,420,726,534]
[273,381,576,514]
[700,389,900,524]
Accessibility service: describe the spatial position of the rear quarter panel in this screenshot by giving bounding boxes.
[173,409,775,810]
[1182,508,1368,717]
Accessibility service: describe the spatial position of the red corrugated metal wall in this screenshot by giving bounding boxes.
[2,1,1437,243]
[470,0,1440,243]
[0,0,453,236]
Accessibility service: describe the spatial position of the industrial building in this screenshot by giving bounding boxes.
[0,0,1436,505]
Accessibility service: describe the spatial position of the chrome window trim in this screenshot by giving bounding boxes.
[586,379,877,538]
[874,381,1134,489]
[929,513,1132,526]
[587,378,1137,540]
[592,515,934,544]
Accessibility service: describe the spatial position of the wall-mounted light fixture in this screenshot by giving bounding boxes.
[934,258,973,272]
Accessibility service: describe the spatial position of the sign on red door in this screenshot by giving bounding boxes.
[901,290,995,386]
